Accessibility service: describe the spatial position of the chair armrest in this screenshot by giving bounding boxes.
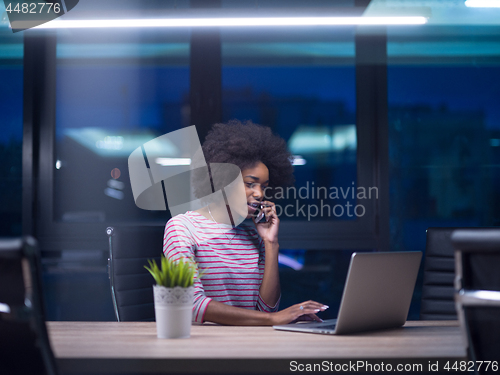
[456,290,500,307]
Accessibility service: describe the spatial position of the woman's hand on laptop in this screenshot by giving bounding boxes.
[271,300,328,325]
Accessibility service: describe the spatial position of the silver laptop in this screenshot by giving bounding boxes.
[273,251,422,335]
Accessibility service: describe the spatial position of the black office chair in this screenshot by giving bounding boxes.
[420,227,458,320]
[106,226,164,321]
[452,229,500,374]
[0,236,58,375]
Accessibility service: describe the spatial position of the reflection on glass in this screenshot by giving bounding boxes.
[222,65,358,221]
[54,29,190,223]
[388,66,500,251]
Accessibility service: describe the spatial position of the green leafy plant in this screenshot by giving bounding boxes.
[144,256,196,288]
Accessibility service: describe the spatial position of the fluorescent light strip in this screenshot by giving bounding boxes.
[278,254,304,271]
[292,155,307,166]
[28,16,427,29]
[465,0,500,7]
[156,158,192,166]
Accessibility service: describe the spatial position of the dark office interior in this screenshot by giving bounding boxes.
[1,0,500,373]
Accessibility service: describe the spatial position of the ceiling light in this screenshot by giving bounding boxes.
[17,16,427,30]
[156,158,192,166]
[465,0,500,7]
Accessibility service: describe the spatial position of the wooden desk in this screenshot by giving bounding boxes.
[48,321,467,374]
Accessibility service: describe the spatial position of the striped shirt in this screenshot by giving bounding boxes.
[163,211,280,323]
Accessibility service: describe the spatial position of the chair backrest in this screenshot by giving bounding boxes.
[0,237,58,375]
[452,229,500,369]
[420,227,458,320]
[106,226,164,322]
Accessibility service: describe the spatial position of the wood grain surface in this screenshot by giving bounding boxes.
[48,320,466,360]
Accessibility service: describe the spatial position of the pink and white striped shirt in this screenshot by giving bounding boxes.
[163,211,280,323]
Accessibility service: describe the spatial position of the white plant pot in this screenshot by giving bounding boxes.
[153,285,194,339]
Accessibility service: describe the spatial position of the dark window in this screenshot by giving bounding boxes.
[0,28,23,237]
[54,29,190,225]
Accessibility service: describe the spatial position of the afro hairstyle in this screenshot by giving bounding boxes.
[201,119,295,190]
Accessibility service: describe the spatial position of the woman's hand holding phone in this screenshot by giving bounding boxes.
[253,200,279,244]
[253,204,266,224]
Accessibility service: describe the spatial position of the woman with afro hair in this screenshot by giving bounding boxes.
[163,120,327,325]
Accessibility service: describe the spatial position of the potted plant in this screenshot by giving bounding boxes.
[145,256,196,339]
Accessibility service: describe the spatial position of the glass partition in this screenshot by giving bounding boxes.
[221,27,359,222]
[54,28,190,224]
[387,26,500,252]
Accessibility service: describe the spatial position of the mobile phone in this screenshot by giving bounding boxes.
[253,204,266,223]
